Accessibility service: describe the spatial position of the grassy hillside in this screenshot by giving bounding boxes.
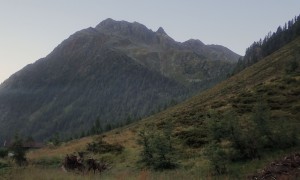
[2,37,300,179]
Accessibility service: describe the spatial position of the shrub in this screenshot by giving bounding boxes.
[138,122,178,170]
[208,110,262,161]
[225,103,270,160]
[0,148,8,158]
[33,157,61,167]
[203,102,299,176]
[176,128,208,148]
[86,138,124,154]
[138,129,155,167]
[207,110,232,142]
[227,103,297,160]
[0,161,9,169]
[151,133,177,170]
[271,119,299,149]
[10,134,27,166]
[285,58,299,73]
[204,142,228,175]
[283,76,297,84]
[48,133,61,147]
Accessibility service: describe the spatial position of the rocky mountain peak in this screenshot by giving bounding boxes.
[97,18,115,26]
[95,18,155,43]
[95,18,149,34]
[183,39,205,47]
[156,27,167,35]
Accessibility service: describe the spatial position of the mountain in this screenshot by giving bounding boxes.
[95,18,240,86]
[0,19,240,141]
[25,37,300,179]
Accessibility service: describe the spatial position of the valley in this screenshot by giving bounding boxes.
[0,12,300,180]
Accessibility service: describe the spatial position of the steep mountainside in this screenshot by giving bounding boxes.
[95,19,240,86]
[0,19,239,141]
[26,37,300,179]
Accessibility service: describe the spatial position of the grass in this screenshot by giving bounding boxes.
[16,141,300,179]
[5,147,300,180]
[2,166,102,180]
[0,165,223,180]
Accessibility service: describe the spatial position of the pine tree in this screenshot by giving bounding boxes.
[10,134,27,166]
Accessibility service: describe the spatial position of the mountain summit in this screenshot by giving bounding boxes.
[0,19,240,141]
[156,27,167,35]
[95,18,156,43]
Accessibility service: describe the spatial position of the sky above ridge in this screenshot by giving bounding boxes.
[1,0,300,83]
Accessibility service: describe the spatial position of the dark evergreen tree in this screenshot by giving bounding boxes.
[10,134,27,166]
[0,148,8,158]
[137,129,154,167]
[89,117,103,135]
[49,133,61,146]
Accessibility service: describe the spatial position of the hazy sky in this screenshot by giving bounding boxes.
[1,1,300,83]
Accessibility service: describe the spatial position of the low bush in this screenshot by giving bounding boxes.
[285,58,299,74]
[176,128,208,148]
[32,157,62,168]
[206,103,299,164]
[138,122,178,170]
[86,138,124,154]
[204,142,228,175]
[0,161,10,169]
[0,148,8,158]
[9,134,27,166]
[291,105,300,114]
[283,76,297,84]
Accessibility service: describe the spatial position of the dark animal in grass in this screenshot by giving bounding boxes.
[87,158,111,174]
[63,154,85,172]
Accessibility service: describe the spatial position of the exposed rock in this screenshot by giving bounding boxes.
[156,27,167,36]
[249,153,300,180]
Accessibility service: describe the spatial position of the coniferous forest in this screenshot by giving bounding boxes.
[234,14,300,73]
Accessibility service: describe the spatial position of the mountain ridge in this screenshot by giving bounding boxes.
[0,19,240,141]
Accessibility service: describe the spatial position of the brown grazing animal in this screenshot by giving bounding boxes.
[63,154,85,172]
[87,158,110,174]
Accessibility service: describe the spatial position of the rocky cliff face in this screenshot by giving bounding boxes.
[0,19,240,141]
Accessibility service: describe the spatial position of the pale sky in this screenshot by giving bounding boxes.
[1,0,300,83]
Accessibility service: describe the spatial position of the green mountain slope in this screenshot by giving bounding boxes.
[155,40,299,126]
[24,36,300,180]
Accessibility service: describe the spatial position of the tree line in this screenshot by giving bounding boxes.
[234,14,300,73]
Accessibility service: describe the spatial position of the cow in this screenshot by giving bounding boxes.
[86,158,110,174]
[63,154,85,173]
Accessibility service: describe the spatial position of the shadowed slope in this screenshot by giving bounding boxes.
[0,19,240,141]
